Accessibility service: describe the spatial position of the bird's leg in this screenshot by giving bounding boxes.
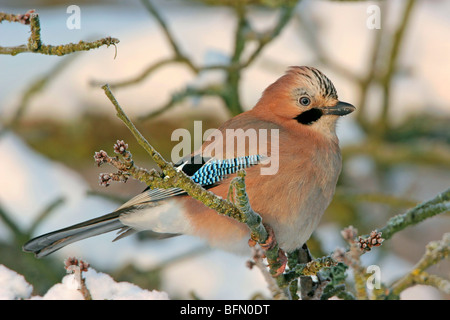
[248,223,277,250]
[248,224,287,277]
[296,243,329,300]
[271,248,288,277]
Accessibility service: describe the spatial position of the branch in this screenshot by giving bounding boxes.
[141,0,198,73]
[334,226,370,299]
[229,170,267,242]
[197,0,299,6]
[138,84,225,122]
[64,257,92,300]
[92,57,179,89]
[389,233,450,297]
[248,247,288,300]
[378,188,450,241]
[241,4,296,68]
[354,1,386,131]
[229,170,289,286]
[27,197,65,237]
[0,10,119,56]
[0,205,24,244]
[285,256,337,278]
[342,141,450,168]
[378,0,416,133]
[331,187,449,300]
[101,84,247,221]
[2,55,79,131]
[98,1,297,118]
[334,188,418,208]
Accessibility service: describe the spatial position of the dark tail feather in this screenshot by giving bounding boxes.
[23,211,126,258]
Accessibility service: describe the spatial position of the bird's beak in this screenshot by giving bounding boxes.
[320,101,355,116]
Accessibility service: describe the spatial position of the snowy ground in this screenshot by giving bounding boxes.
[0,0,449,299]
[0,263,169,300]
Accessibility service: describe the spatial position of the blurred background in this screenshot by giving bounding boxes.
[0,0,449,299]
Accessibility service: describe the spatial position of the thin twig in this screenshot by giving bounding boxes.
[378,0,416,134]
[250,247,288,300]
[378,188,450,241]
[0,10,119,56]
[138,85,225,122]
[101,84,246,222]
[5,55,79,129]
[92,57,177,89]
[389,233,450,297]
[141,0,198,73]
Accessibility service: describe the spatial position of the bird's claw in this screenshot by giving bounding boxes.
[271,249,288,277]
[248,224,287,277]
[248,224,277,251]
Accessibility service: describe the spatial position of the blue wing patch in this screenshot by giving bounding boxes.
[183,155,261,186]
[121,155,262,209]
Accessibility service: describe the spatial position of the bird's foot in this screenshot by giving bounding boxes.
[270,248,288,277]
[247,224,287,277]
[248,224,277,250]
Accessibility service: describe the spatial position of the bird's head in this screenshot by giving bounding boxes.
[255,66,355,137]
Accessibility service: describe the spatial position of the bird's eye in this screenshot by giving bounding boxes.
[299,96,311,106]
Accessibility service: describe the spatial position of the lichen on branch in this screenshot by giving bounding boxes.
[389,233,450,298]
[378,188,450,241]
[0,9,119,56]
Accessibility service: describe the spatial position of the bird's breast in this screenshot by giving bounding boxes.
[248,140,342,252]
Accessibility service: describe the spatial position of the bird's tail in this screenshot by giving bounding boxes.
[23,211,127,258]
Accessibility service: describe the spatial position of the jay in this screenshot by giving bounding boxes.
[23,66,355,271]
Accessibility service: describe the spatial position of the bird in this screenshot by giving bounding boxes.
[23,66,355,274]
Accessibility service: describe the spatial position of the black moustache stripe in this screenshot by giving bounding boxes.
[294,108,323,125]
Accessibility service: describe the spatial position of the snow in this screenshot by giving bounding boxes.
[0,131,270,299]
[400,285,444,300]
[0,265,33,300]
[83,268,169,300]
[0,264,168,300]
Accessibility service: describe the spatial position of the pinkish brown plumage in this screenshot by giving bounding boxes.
[23,66,355,262]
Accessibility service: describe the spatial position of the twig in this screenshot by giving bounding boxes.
[354,0,386,132]
[93,57,179,89]
[229,171,268,243]
[377,188,450,241]
[0,10,119,56]
[284,256,337,279]
[332,189,449,300]
[334,188,418,208]
[335,226,370,300]
[342,141,450,168]
[138,85,225,122]
[248,247,288,300]
[0,205,25,244]
[141,0,198,73]
[197,0,298,6]
[229,170,290,289]
[64,257,92,300]
[3,55,79,130]
[389,233,450,297]
[378,0,416,134]
[27,197,65,237]
[101,84,247,222]
[100,1,297,118]
[242,5,295,68]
